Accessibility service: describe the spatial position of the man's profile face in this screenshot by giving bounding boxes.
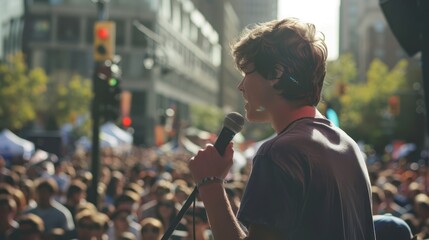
[238,63,274,123]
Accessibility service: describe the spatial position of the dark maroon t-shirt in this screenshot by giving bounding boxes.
[237,117,375,240]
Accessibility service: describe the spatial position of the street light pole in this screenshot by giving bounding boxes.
[89,0,109,205]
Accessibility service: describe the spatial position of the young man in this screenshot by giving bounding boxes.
[188,18,375,240]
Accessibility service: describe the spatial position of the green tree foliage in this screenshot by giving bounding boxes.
[42,71,93,128]
[190,104,223,133]
[0,53,48,130]
[0,53,92,140]
[324,54,410,150]
[340,59,408,148]
[325,53,357,85]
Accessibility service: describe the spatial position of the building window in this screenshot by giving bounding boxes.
[182,13,190,37]
[189,23,198,42]
[161,0,171,20]
[172,0,182,31]
[45,49,92,76]
[86,18,97,44]
[29,15,51,42]
[57,16,80,43]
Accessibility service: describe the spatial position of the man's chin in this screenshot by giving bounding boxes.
[245,110,269,123]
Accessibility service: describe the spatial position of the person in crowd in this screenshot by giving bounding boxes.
[174,179,192,204]
[402,181,424,213]
[0,195,18,240]
[140,217,163,240]
[12,188,27,215]
[118,231,136,240]
[51,160,71,203]
[74,209,108,240]
[373,214,416,240]
[123,182,144,201]
[152,194,180,231]
[104,170,126,208]
[139,179,174,220]
[127,163,145,186]
[24,178,75,236]
[188,18,375,239]
[372,185,386,215]
[114,191,141,221]
[10,213,45,240]
[381,182,407,217]
[45,228,65,240]
[64,179,94,224]
[184,202,212,240]
[0,156,14,186]
[107,209,141,240]
[412,193,429,236]
[20,179,37,211]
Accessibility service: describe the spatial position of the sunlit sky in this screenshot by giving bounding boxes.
[278,0,340,60]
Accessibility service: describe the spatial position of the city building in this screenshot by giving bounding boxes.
[0,0,24,59]
[23,0,221,146]
[231,0,278,28]
[339,0,407,80]
[191,0,243,113]
[193,0,278,140]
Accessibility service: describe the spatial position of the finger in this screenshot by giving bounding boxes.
[204,144,218,155]
[223,142,234,161]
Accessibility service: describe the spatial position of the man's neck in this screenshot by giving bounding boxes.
[271,105,320,134]
[39,200,53,209]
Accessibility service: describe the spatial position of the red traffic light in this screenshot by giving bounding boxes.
[97,27,109,40]
[388,95,400,116]
[122,116,132,128]
[94,21,115,61]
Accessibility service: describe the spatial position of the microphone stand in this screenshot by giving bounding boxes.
[161,186,198,240]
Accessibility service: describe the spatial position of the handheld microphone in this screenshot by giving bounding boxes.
[161,112,244,240]
[213,112,245,156]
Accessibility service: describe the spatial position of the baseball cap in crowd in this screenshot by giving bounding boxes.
[373,214,416,240]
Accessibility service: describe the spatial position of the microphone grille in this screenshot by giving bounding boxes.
[224,112,245,134]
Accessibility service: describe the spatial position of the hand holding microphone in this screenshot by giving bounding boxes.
[161,113,244,240]
[189,112,245,183]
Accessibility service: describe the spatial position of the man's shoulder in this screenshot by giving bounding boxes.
[51,201,73,216]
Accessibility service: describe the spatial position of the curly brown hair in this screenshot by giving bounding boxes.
[231,18,328,106]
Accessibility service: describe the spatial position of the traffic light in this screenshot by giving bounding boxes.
[95,60,122,121]
[122,116,132,128]
[388,95,400,116]
[94,21,116,62]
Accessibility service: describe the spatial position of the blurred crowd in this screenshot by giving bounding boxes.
[0,145,248,240]
[1,141,429,240]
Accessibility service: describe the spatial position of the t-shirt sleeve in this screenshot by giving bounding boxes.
[237,148,309,237]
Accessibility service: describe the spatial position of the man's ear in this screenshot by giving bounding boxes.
[269,64,284,86]
[274,64,284,79]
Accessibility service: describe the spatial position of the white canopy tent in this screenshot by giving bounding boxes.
[0,129,35,160]
[75,122,133,152]
[100,122,133,146]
